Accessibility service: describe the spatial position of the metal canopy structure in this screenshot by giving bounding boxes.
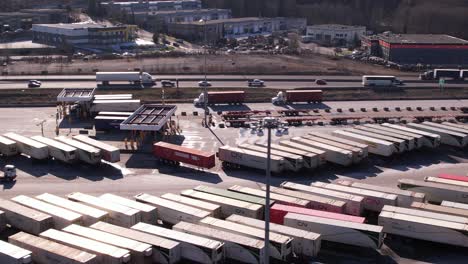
[57,88,96,103]
[120,104,177,131]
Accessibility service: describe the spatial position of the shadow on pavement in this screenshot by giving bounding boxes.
[208,104,252,112]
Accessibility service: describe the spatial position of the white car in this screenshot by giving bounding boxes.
[28,80,41,88]
[248,79,265,87]
[198,80,212,87]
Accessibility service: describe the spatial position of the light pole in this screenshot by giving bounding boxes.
[199,18,208,128]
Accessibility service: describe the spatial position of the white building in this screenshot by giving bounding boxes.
[306,24,366,46]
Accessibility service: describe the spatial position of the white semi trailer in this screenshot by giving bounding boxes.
[362,124,424,149]
[443,122,468,131]
[407,123,468,147]
[4,133,48,160]
[424,176,468,188]
[218,146,285,173]
[398,179,468,203]
[382,205,468,224]
[332,130,395,157]
[302,135,367,164]
[344,128,406,153]
[72,135,120,163]
[308,132,369,157]
[237,143,303,172]
[423,121,468,135]
[254,142,319,169]
[411,202,468,218]
[381,123,441,148]
[353,126,416,151]
[0,199,53,235]
[161,193,222,218]
[31,136,77,163]
[99,193,157,224]
[96,72,155,86]
[228,185,311,208]
[0,238,32,264]
[0,136,17,156]
[278,141,327,165]
[290,137,353,166]
[55,136,102,165]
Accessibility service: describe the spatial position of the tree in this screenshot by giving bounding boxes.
[152,33,159,44]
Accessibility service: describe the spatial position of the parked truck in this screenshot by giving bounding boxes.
[419,69,465,80]
[237,143,303,172]
[0,136,17,157]
[272,90,323,105]
[31,136,77,163]
[0,199,53,235]
[0,238,32,264]
[153,142,215,169]
[96,72,155,86]
[4,133,48,160]
[72,135,120,162]
[218,146,285,173]
[194,91,245,106]
[55,136,102,165]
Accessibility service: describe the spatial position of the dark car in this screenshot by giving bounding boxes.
[28,80,41,88]
[315,79,327,85]
[161,80,175,88]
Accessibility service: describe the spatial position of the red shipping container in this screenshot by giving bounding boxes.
[438,174,468,183]
[208,91,245,105]
[153,142,215,169]
[270,204,365,225]
[286,90,323,103]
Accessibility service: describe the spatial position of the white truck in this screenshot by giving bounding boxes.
[72,135,120,163]
[398,179,468,204]
[344,128,407,153]
[407,123,468,147]
[0,136,18,156]
[4,133,48,160]
[96,72,155,86]
[290,137,354,166]
[254,142,319,169]
[302,135,367,164]
[55,136,102,165]
[99,193,157,224]
[0,199,53,235]
[0,238,32,264]
[381,123,441,148]
[362,124,425,149]
[332,130,396,157]
[237,143,303,172]
[31,136,77,163]
[218,146,285,173]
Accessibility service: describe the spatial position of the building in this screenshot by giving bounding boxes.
[32,23,137,48]
[0,9,68,32]
[305,24,366,46]
[362,33,468,65]
[168,17,307,43]
[102,0,202,14]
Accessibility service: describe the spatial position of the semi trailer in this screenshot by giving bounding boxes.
[194,91,245,106]
[353,126,416,151]
[238,143,303,172]
[344,128,406,153]
[308,132,369,157]
[0,237,32,264]
[398,179,468,203]
[218,146,285,173]
[96,72,155,86]
[332,130,395,157]
[99,193,157,224]
[419,69,466,80]
[161,193,222,218]
[193,185,273,206]
[406,123,468,147]
[410,202,468,219]
[4,133,48,160]
[31,136,77,163]
[302,135,367,163]
[362,124,424,149]
[72,135,120,163]
[381,123,441,148]
[90,100,141,115]
[423,121,468,135]
[55,136,102,165]
[272,90,323,105]
[153,142,215,169]
[278,141,327,166]
[228,185,311,208]
[254,142,320,169]
[0,136,17,157]
[290,137,353,166]
[0,199,53,235]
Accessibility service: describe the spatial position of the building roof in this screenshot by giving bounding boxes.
[307,24,366,30]
[379,34,468,45]
[177,17,271,25]
[142,8,229,16]
[33,23,109,29]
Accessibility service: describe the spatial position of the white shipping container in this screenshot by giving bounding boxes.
[278,141,327,165]
[0,135,18,156]
[290,137,354,166]
[398,179,468,203]
[332,130,395,157]
[425,176,468,188]
[362,124,425,149]
[9,232,97,264]
[226,214,321,258]
[285,213,383,249]
[381,123,441,148]
[91,100,141,114]
[335,180,425,207]
[68,192,140,227]
[344,128,407,153]
[55,137,102,165]
[180,189,263,219]
[311,182,397,212]
[100,193,157,224]
[382,205,468,224]
[90,221,181,264]
[378,211,468,247]
[4,133,48,160]
[254,142,319,169]
[173,221,265,264]
[228,185,310,208]
[308,132,369,156]
[302,135,367,163]
[72,135,120,163]
[218,146,285,173]
[0,239,32,264]
[132,222,224,264]
[407,123,468,147]
[410,202,468,219]
[63,224,153,264]
[442,122,468,131]
[353,126,416,151]
[0,199,53,235]
[161,193,221,218]
[31,136,77,163]
[199,217,293,261]
[280,181,364,216]
[12,195,82,229]
[423,121,468,135]
[441,200,468,210]
[36,193,108,226]
[238,143,303,172]
[40,229,131,264]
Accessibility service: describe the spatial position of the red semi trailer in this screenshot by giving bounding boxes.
[438,174,468,183]
[153,142,216,169]
[194,91,245,106]
[272,90,323,105]
[270,204,366,225]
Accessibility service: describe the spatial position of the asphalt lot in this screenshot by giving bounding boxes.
[0,101,467,263]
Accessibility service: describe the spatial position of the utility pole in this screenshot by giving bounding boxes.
[202,19,208,128]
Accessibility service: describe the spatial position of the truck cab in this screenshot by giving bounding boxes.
[2,165,16,182]
[141,72,155,85]
[194,93,206,106]
[272,91,286,105]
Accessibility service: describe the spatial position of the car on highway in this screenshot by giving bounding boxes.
[161,80,176,88]
[28,80,41,88]
[198,80,212,87]
[248,79,265,87]
[315,79,327,85]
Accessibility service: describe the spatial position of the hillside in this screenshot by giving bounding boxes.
[203,0,468,39]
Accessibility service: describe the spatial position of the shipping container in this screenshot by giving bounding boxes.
[0,239,32,264]
[308,132,369,157]
[218,146,285,173]
[173,221,265,264]
[311,182,398,212]
[382,205,468,224]
[99,193,157,224]
[194,91,245,106]
[378,211,468,247]
[132,222,224,264]
[425,176,468,188]
[302,135,367,164]
[226,214,321,258]
[36,193,108,226]
[407,123,468,147]
[72,135,120,163]
[423,121,468,135]
[398,179,468,203]
[90,100,141,114]
[31,136,77,163]
[353,126,416,151]
[199,217,293,261]
[194,185,273,206]
[12,195,82,229]
[254,142,319,169]
[269,203,365,225]
[442,122,468,131]
[180,189,263,219]
[40,229,131,264]
[0,136,18,156]
[94,116,127,131]
[381,123,441,148]
[332,130,395,157]
[9,232,97,264]
[161,193,221,218]
[280,182,364,216]
[68,192,140,227]
[335,180,425,207]
[362,124,425,149]
[0,199,53,235]
[90,221,181,264]
[344,128,407,153]
[410,202,468,218]
[134,193,211,225]
[285,213,383,249]
[55,137,102,165]
[238,143,303,172]
[278,141,327,166]
[3,133,48,160]
[153,142,215,169]
[290,137,354,166]
[438,173,468,183]
[63,224,153,264]
[228,185,310,208]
